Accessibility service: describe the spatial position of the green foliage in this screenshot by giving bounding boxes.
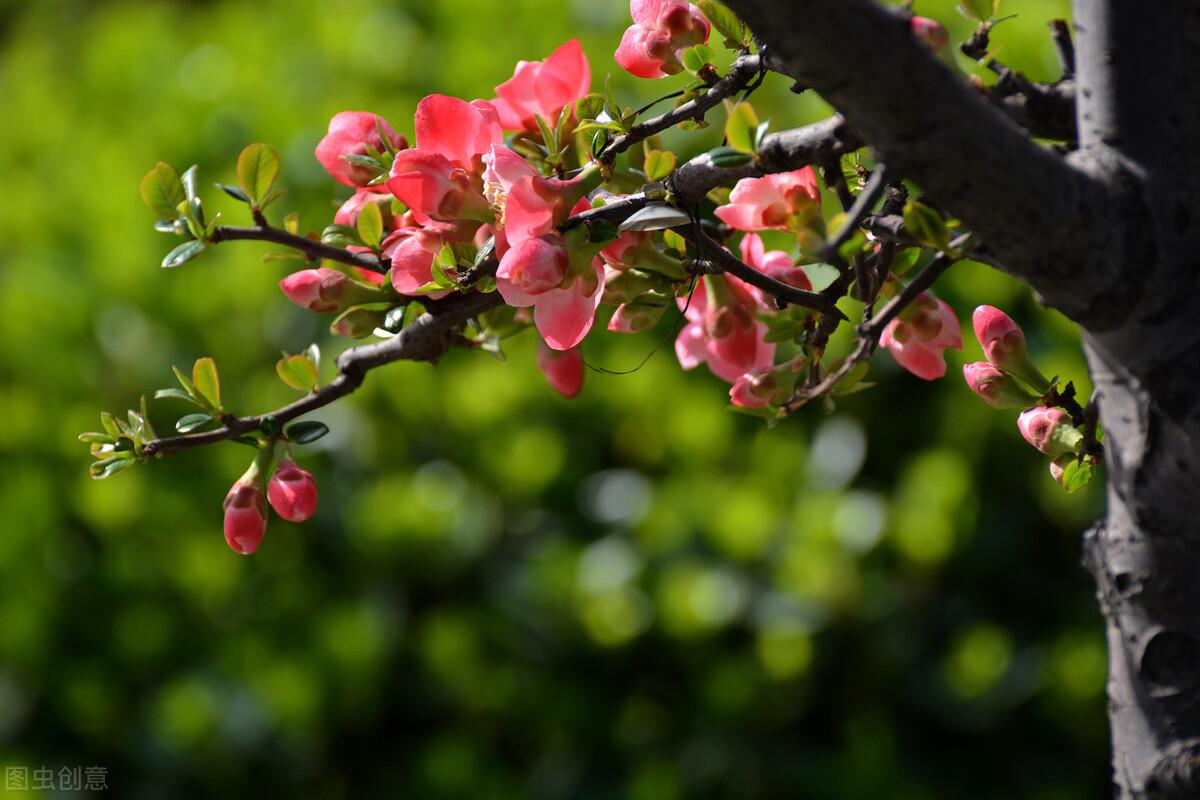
[4,0,1104,798]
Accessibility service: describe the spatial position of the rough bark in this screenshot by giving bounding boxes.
[722,0,1200,796]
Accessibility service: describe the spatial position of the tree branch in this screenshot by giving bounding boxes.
[211,224,385,274]
[724,0,1129,328]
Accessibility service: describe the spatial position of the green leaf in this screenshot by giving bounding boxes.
[90,454,137,480]
[575,93,605,120]
[283,212,301,235]
[276,354,319,393]
[181,165,200,201]
[533,113,558,154]
[99,411,121,437]
[191,357,221,410]
[832,361,871,395]
[322,224,362,248]
[356,200,383,250]
[78,431,116,444]
[681,44,717,75]
[958,0,997,21]
[175,413,213,433]
[162,239,206,269]
[724,102,760,154]
[154,387,197,404]
[696,0,750,47]
[587,219,620,244]
[140,162,185,218]
[643,149,677,181]
[1060,458,1094,493]
[706,145,755,168]
[303,343,321,375]
[285,420,330,444]
[215,182,251,203]
[236,143,280,205]
[902,201,951,252]
[172,365,198,400]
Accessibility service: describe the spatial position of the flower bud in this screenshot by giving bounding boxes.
[315,111,407,187]
[729,369,777,408]
[223,476,268,555]
[608,302,665,334]
[1049,454,1075,485]
[536,341,584,398]
[911,17,950,53]
[498,235,570,296]
[267,459,319,523]
[962,361,1038,409]
[280,268,347,313]
[973,305,1049,390]
[1018,407,1083,456]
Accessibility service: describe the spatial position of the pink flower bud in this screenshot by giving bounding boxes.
[911,17,950,53]
[1049,454,1073,485]
[267,460,319,523]
[536,341,584,398]
[972,305,1049,390]
[729,369,777,408]
[880,294,962,381]
[280,268,347,313]
[223,479,268,555]
[1018,407,1083,456]
[962,361,1037,409]
[315,111,407,188]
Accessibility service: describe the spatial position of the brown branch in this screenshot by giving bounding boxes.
[211,225,385,274]
[142,291,501,458]
[598,54,763,163]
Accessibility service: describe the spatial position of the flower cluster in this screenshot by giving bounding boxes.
[223,450,318,555]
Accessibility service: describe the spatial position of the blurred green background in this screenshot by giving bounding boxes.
[0,0,1107,797]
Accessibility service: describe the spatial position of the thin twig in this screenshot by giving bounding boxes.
[1048,19,1075,79]
[212,225,385,273]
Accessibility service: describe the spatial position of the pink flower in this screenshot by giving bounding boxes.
[729,368,776,408]
[315,112,407,188]
[962,361,1037,409]
[536,341,584,398]
[267,459,318,523]
[1018,407,1082,456]
[715,168,822,231]
[879,293,962,380]
[739,233,812,291]
[616,0,711,79]
[280,268,347,313]
[675,275,775,383]
[497,234,605,350]
[483,146,590,244]
[911,17,950,53]
[607,302,662,333]
[386,95,503,223]
[384,213,480,295]
[223,478,267,555]
[492,39,591,133]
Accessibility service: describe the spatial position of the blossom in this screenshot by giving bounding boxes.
[267,459,318,523]
[496,233,605,350]
[1018,407,1082,456]
[385,213,480,295]
[223,476,267,555]
[729,368,779,408]
[315,112,406,187]
[386,95,503,222]
[491,39,591,133]
[616,0,711,79]
[879,293,962,380]
[536,341,584,398]
[739,233,812,291]
[911,16,951,53]
[715,167,821,231]
[675,274,775,383]
[962,361,1037,408]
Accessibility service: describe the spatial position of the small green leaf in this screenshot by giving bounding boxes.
[172,365,198,400]
[237,143,280,205]
[303,343,321,375]
[696,0,750,47]
[902,201,951,251]
[681,44,717,75]
[175,413,214,433]
[215,182,251,203]
[285,420,330,444]
[276,354,319,393]
[192,357,221,410]
[587,219,620,244]
[575,93,605,120]
[78,431,116,444]
[706,146,755,168]
[181,165,200,201]
[162,239,206,269]
[724,102,760,154]
[533,113,558,153]
[99,411,121,436]
[140,162,185,218]
[322,224,362,248]
[90,454,137,480]
[1060,458,1094,493]
[282,212,301,234]
[958,0,997,21]
[154,387,197,404]
[356,200,383,249]
[643,149,677,181]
